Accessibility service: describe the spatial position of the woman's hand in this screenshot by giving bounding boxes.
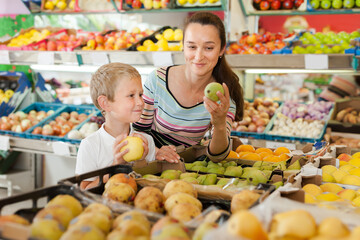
[156,145,180,163]
[132,133,149,160]
[203,83,230,127]
[112,134,129,165]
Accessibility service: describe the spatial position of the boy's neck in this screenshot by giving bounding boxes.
[103,120,130,138]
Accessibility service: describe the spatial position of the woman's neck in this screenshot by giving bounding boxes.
[103,118,130,138]
[183,66,214,93]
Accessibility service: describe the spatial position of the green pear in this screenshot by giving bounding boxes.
[224,166,243,177]
[143,174,160,179]
[207,167,225,175]
[262,170,272,179]
[223,161,237,168]
[273,181,284,189]
[261,165,273,171]
[287,160,301,170]
[193,222,218,240]
[242,167,257,175]
[236,180,249,188]
[272,161,286,171]
[197,175,207,185]
[180,172,198,179]
[160,170,182,180]
[241,169,268,185]
[203,174,217,185]
[182,177,199,185]
[208,161,221,168]
[204,82,224,102]
[252,161,263,168]
[216,178,230,186]
[192,160,207,167]
[185,163,193,170]
[191,165,208,173]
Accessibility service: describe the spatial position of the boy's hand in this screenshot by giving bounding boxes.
[131,133,149,160]
[113,134,129,165]
[156,145,180,163]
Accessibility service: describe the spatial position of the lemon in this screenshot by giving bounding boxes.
[45,1,55,10]
[4,90,14,99]
[188,0,197,3]
[137,46,146,51]
[56,1,67,10]
[199,0,207,3]
[178,0,187,5]
[156,39,169,51]
[155,34,164,40]
[0,89,3,94]
[143,39,154,47]
[163,29,175,41]
[69,0,75,10]
[146,44,158,51]
[208,0,218,3]
[352,152,360,159]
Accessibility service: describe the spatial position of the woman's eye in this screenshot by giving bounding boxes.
[206,47,214,50]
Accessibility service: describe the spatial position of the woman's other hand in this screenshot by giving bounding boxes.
[156,145,180,163]
[203,82,230,127]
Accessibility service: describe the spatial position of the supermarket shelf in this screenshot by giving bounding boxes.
[4,51,360,70]
[8,136,78,158]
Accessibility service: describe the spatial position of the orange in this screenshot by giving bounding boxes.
[238,151,253,158]
[259,152,272,160]
[235,144,255,153]
[273,147,290,156]
[255,148,273,155]
[226,150,239,159]
[241,153,261,161]
[264,155,282,162]
[279,153,290,161]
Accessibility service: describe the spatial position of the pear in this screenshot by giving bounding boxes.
[180,172,198,179]
[192,160,207,167]
[241,169,268,186]
[203,174,218,185]
[216,178,230,187]
[237,180,249,188]
[287,160,301,170]
[182,177,199,184]
[204,82,224,102]
[185,163,193,170]
[272,181,284,189]
[207,167,225,175]
[223,161,237,168]
[160,170,182,180]
[224,166,243,177]
[197,175,207,185]
[191,165,208,173]
[272,161,286,171]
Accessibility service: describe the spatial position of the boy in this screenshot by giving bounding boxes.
[76,63,156,190]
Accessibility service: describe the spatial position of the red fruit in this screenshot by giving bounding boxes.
[47,41,57,51]
[282,0,294,8]
[260,0,270,9]
[126,0,133,5]
[132,0,142,8]
[253,0,262,3]
[294,0,303,8]
[271,0,281,9]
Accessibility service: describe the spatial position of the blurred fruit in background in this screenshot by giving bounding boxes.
[253,0,304,10]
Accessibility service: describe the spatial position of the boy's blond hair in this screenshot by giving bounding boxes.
[90,63,141,112]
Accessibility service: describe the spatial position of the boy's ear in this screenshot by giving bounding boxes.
[98,95,110,112]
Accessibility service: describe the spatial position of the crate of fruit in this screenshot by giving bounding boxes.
[328,97,360,133]
[76,0,123,12]
[41,0,79,13]
[127,26,182,52]
[25,104,99,143]
[231,98,281,139]
[241,0,307,15]
[0,102,64,138]
[307,0,360,12]
[173,0,222,8]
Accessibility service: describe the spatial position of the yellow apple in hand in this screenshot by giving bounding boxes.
[120,136,144,162]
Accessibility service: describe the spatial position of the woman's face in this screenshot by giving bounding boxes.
[183,23,224,77]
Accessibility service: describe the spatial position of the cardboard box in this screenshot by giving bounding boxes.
[328,97,360,133]
[132,160,185,176]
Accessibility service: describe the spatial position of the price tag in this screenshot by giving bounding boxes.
[38,52,55,65]
[305,54,328,69]
[91,52,109,66]
[0,51,10,64]
[239,138,249,144]
[152,52,173,67]
[52,142,71,156]
[266,141,296,150]
[0,136,10,151]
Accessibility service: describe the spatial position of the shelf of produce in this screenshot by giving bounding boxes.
[4,51,360,70]
[8,136,78,158]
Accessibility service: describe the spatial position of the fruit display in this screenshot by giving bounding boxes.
[321,152,360,186]
[0,89,14,104]
[293,31,360,54]
[234,145,292,162]
[82,27,154,51]
[309,0,360,10]
[135,28,183,51]
[232,98,280,133]
[253,0,305,10]
[176,0,221,7]
[33,30,86,51]
[43,0,76,12]
[335,107,360,124]
[281,100,333,121]
[226,32,289,55]
[126,0,170,9]
[5,28,52,48]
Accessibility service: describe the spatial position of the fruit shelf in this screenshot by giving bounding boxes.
[3,51,360,70]
[239,0,360,16]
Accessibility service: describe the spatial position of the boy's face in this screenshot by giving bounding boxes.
[107,77,144,123]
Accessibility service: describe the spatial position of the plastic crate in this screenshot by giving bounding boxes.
[25,104,98,143]
[0,102,64,138]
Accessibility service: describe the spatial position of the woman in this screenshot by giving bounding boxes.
[132,12,244,163]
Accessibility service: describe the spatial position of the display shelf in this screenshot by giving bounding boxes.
[8,136,78,158]
[3,51,360,70]
[238,0,360,16]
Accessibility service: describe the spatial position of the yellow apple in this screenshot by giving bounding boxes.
[120,136,144,162]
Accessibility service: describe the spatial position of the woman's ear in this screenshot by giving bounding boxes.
[98,95,110,112]
[220,46,226,57]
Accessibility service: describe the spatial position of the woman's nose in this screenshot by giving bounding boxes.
[194,48,203,60]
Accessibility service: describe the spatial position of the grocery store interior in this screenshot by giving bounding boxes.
[0,0,360,239]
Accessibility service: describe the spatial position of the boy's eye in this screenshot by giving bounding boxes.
[129,94,134,97]
[139,93,143,97]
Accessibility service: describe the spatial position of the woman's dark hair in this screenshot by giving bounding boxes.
[183,12,244,121]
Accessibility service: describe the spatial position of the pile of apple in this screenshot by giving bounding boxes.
[31,111,89,137]
[82,27,153,51]
[226,32,289,55]
[35,32,86,51]
[0,110,55,132]
[125,0,170,9]
[232,98,279,133]
[43,0,76,11]
[310,0,360,10]
[253,0,304,10]
[293,31,360,54]
[136,28,183,51]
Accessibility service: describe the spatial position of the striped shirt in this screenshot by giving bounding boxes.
[133,66,236,150]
